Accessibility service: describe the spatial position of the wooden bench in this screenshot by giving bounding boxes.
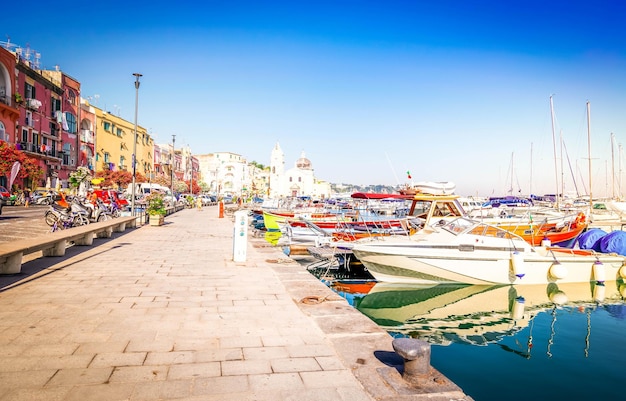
[0,216,137,275]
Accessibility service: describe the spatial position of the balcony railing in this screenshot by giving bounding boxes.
[0,95,17,108]
[18,142,62,158]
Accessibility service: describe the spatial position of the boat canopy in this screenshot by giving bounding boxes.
[351,192,413,200]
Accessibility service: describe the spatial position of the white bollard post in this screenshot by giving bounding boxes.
[233,210,248,262]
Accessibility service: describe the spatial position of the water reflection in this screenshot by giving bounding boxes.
[335,280,626,351]
[330,279,626,400]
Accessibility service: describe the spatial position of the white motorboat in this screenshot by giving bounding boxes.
[351,217,626,285]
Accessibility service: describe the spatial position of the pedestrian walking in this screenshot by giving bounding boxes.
[196,196,203,211]
[23,188,30,207]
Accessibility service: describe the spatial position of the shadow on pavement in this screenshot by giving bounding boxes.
[0,231,135,293]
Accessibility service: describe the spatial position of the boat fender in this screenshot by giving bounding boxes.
[593,260,606,283]
[549,261,567,280]
[592,282,606,303]
[619,283,626,298]
[511,296,525,320]
[549,290,568,305]
[619,265,626,280]
[541,236,551,247]
[511,251,525,278]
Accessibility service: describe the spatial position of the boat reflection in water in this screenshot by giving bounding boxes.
[337,279,626,400]
[356,280,624,350]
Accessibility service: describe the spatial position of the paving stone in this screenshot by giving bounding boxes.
[0,207,471,401]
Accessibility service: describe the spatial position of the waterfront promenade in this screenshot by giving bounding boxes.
[0,206,470,401]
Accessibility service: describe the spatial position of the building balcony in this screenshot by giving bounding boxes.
[18,142,62,159]
[0,95,20,120]
[26,98,42,110]
[79,129,94,143]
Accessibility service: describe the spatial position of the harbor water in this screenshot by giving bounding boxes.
[329,279,626,401]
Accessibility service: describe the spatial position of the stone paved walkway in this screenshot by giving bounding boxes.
[0,206,470,401]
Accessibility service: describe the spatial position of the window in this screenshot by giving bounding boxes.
[116,128,122,137]
[50,97,61,117]
[67,89,76,106]
[49,121,59,137]
[62,143,71,165]
[103,121,111,132]
[104,152,110,163]
[64,112,77,134]
[25,83,35,99]
[0,122,5,141]
[25,110,33,126]
[21,128,28,143]
[120,155,126,169]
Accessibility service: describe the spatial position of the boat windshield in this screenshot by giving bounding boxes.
[442,218,475,234]
[443,217,526,241]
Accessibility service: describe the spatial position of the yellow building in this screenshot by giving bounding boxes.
[93,106,153,180]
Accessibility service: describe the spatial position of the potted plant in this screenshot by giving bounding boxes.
[146,192,166,226]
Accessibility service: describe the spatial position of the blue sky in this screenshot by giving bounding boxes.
[4,1,625,197]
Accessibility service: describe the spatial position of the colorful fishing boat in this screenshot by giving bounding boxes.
[262,209,339,231]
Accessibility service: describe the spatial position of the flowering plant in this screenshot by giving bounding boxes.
[145,192,166,216]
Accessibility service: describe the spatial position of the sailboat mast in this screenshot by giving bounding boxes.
[550,95,560,209]
[611,132,615,198]
[529,142,533,197]
[587,101,592,208]
[560,130,565,200]
[617,143,622,200]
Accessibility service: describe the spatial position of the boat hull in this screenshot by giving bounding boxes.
[352,241,625,285]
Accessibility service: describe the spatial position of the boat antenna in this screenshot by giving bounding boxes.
[385,152,401,185]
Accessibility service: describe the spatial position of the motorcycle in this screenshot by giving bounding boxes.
[35,191,59,206]
[89,198,115,222]
[44,196,91,228]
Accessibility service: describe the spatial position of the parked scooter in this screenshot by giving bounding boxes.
[36,193,56,205]
[44,195,90,228]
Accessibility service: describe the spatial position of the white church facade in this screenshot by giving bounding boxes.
[268,142,332,199]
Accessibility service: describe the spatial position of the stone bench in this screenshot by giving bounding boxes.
[0,216,137,275]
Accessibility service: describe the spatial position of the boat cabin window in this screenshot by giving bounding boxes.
[432,202,463,217]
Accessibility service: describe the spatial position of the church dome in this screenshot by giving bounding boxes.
[295,151,312,169]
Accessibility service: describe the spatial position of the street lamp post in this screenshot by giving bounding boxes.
[170,134,176,196]
[131,73,142,217]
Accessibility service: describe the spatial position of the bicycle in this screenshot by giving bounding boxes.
[48,210,90,232]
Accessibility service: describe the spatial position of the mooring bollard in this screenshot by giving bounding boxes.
[392,338,431,386]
